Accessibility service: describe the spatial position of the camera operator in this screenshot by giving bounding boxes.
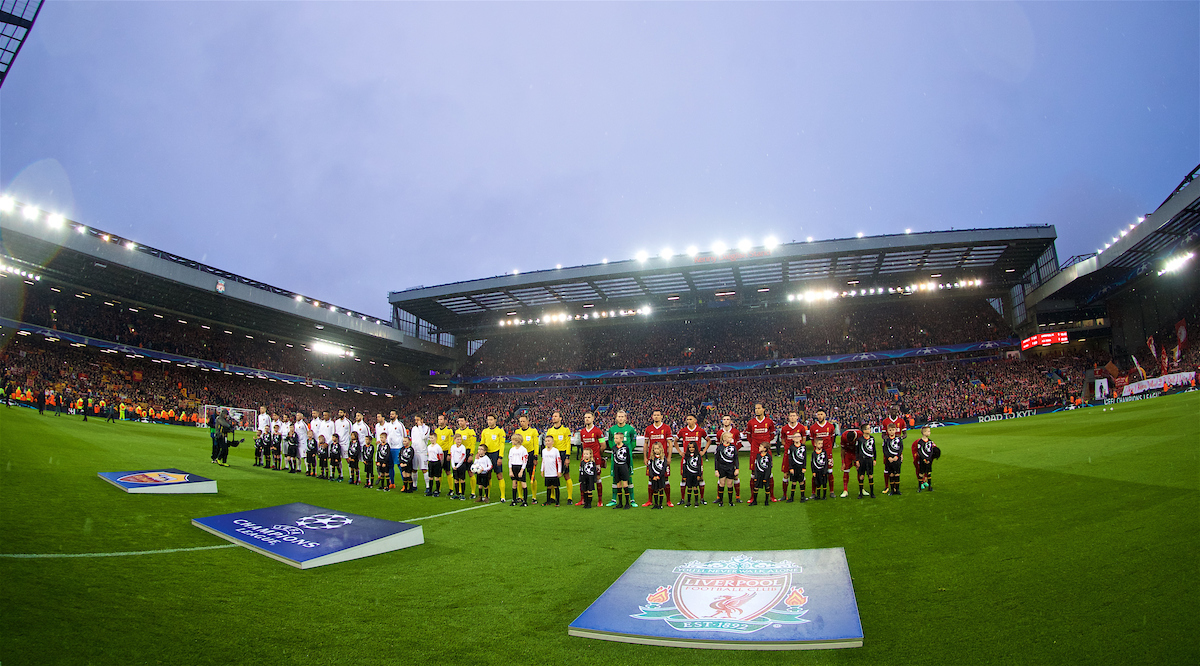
[211,409,235,467]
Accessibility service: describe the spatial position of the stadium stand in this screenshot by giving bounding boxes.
[461,298,1011,376]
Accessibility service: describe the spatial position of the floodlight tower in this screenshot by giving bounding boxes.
[0,0,45,89]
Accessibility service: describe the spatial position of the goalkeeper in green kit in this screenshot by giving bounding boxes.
[606,409,639,508]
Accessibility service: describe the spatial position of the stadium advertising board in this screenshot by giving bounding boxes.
[569,549,862,650]
[192,502,423,569]
[467,339,1016,385]
[1120,371,1195,397]
[1021,331,1068,350]
[98,469,217,494]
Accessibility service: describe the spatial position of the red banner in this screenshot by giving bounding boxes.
[1176,319,1189,351]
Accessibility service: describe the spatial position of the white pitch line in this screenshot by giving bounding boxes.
[0,544,239,559]
[4,465,648,559]
[401,501,500,521]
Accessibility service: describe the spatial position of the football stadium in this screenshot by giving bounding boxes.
[2,3,1198,665]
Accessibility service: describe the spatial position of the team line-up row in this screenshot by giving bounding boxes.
[224,402,941,508]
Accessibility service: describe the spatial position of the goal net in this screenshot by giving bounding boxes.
[199,405,258,431]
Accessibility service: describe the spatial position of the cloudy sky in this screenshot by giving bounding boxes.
[2,1,1196,319]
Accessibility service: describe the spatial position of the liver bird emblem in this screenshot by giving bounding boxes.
[708,592,755,618]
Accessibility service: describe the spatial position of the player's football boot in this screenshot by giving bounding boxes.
[574,500,585,506]
[839,490,849,498]
[642,500,653,507]
[666,502,674,507]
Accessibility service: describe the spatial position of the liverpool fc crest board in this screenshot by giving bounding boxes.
[568,548,863,650]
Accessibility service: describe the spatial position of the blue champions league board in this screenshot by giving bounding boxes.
[192,502,424,569]
[569,548,863,650]
[98,469,217,494]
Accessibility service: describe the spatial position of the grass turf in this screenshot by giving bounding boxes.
[1,393,1197,665]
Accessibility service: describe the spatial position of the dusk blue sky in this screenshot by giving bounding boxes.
[2,1,1196,320]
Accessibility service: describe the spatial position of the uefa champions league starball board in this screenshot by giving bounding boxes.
[192,502,424,569]
[98,469,218,494]
[569,548,863,650]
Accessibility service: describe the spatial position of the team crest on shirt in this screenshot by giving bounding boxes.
[631,554,811,633]
[117,471,190,484]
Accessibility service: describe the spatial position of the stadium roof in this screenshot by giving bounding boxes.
[0,207,458,368]
[1025,164,1200,310]
[390,226,1057,336]
[0,0,42,88]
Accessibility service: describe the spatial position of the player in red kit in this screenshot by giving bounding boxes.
[643,410,674,507]
[746,403,777,501]
[676,414,707,505]
[809,409,837,497]
[838,419,864,498]
[880,406,907,493]
[576,411,606,506]
[780,409,807,499]
[716,414,743,502]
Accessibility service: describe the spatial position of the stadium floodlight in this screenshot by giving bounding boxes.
[101,234,110,242]
[660,247,673,260]
[47,213,63,227]
[905,228,911,234]
[643,306,652,315]
[636,250,649,263]
[556,264,562,269]
[75,225,86,234]
[1119,229,1127,237]
[806,236,813,243]
[1103,243,1110,250]
[602,258,608,264]
[764,235,779,250]
[330,306,338,313]
[313,301,321,307]
[125,242,136,250]
[609,310,615,317]
[685,245,698,257]
[856,232,863,238]
[738,238,752,252]
[1158,251,1194,275]
[0,196,13,212]
[311,342,347,356]
[712,240,727,254]
[1137,216,1145,223]
[787,294,795,301]
[512,269,520,275]
[22,205,38,220]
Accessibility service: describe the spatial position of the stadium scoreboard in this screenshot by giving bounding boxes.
[1021,331,1068,350]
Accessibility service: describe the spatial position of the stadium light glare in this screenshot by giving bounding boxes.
[643,306,652,315]
[1158,252,1195,275]
[712,240,727,254]
[856,232,863,238]
[757,287,770,292]
[787,294,795,301]
[313,301,321,307]
[905,228,911,234]
[1137,216,1145,223]
[602,258,608,264]
[660,247,673,260]
[667,295,680,301]
[0,196,13,212]
[23,205,39,221]
[1119,229,1127,237]
[101,234,110,242]
[556,264,562,269]
[47,213,63,227]
[636,250,649,262]
[685,245,698,257]
[609,311,615,317]
[512,269,520,275]
[738,238,752,252]
[764,235,779,250]
[806,236,813,243]
[125,242,136,250]
[75,225,86,234]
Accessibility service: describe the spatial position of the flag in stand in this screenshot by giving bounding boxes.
[1147,336,1158,359]
[1176,319,1189,351]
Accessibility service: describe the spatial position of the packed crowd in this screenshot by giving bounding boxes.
[462,298,1011,376]
[4,325,1088,435]
[3,286,400,389]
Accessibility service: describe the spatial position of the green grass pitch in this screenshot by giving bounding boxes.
[2,393,1197,665]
